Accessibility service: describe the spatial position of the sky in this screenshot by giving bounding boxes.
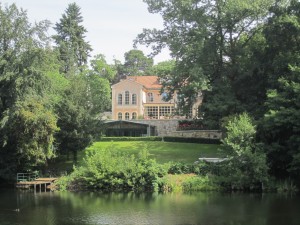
[1,0,171,64]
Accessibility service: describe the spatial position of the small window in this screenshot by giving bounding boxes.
[118,94,122,105]
[132,94,137,105]
[125,91,130,105]
[118,112,122,120]
[132,112,137,120]
[125,112,130,120]
[148,93,154,102]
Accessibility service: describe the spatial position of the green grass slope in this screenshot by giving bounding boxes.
[87,141,221,164]
[48,141,221,174]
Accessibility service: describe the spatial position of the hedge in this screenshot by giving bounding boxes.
[100,136,162,142]
[100,136,220,144]
[163,136,221,144]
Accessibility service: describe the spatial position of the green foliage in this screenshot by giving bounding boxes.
[168,162,195,174]
[160,174,219,193]
[100,137,162,142]
[163,136,221,144]
[259,66,300,180]
[123,49,154,76]
[275,179,299,193]
[0,98,58,177]
[90,54,117,82]
[0,3,59,179]
[136,0,275,124]
[85,72,111,115]
[57,148,167,192]
[151,60,175,77]
[181,175,220,192]
[53,2,92,74]
[220,113,269,190]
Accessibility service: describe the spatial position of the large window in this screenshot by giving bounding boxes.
[159,106,174,118]
[132,112,137,120]
[132,94,137,105]
[118,112,122,120]
[125,112,130,120]
[125,91,130,105]
[118,94,122,105]
[145,106,174,119]
[145,106,158,119]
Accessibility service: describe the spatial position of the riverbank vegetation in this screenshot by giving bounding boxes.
[54,113,297,193]
[1,1,300,192]
[47,141,220,173]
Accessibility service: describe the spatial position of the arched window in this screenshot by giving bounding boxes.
[132,94,137,105]
[118,94,122,105]
[125,91,130,105]
[118,112,122,120]
[148,92,154,102]
[132,112,137,120]
[125,112,130,120]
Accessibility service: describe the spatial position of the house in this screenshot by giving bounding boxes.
[111,76,178,120]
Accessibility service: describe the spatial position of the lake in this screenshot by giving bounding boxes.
[0,189,299,225]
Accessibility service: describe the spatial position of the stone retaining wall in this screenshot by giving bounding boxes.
[133,119,179,136]
[133,119,222,139]
[168,130,222,139]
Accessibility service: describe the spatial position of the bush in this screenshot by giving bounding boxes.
[178,119,207,130]
[181,175,220,191]
[168,162,194,174]
[160,174,219,192]
[219,113,269,190]
[56,147,167,192]
[163,136,221,144]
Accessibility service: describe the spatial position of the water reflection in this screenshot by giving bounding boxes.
[0,190,299,225]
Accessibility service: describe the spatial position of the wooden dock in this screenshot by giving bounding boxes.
[16,177,58,192]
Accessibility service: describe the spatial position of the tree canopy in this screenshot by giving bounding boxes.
[136,0,300,182]
[53,2,92,75]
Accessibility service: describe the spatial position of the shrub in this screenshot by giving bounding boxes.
[100,137,162,142]
[168,162,194,174]
[181,175,220,191]
[219,113,269,190]
[163,136,221,144]
[160,174,219,192]
[56,147,167,192]
[178,119,207,130]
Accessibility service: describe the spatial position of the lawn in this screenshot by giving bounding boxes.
[86,141,221,164]
[48,141,221,174]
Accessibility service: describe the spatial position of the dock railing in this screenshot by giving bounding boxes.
[17,172,39,182]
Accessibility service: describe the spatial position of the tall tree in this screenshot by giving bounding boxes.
[257,0,300,181]
[53,3,108,162]
[259,66,300,182]
[55,71,111,162]
[53,2,92,75]
[123,49,154,76]
[0,4,58,178]
[90,54,117,83]
[136,0,275,127]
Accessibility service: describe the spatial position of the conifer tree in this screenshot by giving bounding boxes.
[53,2,92,75]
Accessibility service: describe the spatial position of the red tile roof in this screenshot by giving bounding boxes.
[127,76,161,89]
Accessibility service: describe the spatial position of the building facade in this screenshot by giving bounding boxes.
[111,76,178,120]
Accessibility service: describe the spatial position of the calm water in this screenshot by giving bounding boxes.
[0,189,299,225]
